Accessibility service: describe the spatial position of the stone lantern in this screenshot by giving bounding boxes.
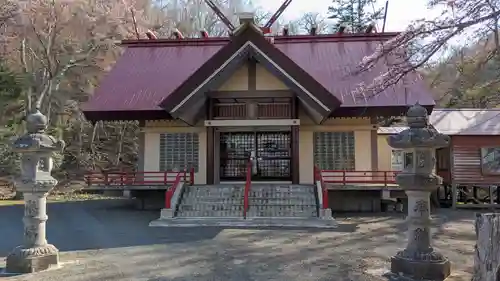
[6,109,65,273]
[387,103,451,280]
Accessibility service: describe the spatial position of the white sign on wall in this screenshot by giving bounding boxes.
[391,149,404,171]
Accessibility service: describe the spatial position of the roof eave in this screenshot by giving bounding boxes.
[82,110,172,122]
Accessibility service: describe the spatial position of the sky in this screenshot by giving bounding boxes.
[251,0,445,32]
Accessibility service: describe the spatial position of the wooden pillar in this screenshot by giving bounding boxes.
[291,97,299,184]
[452,184,457,209]
[496,185,500,204]
[206,99,215,185]
[137,120,146,172]
[370,117,379,171]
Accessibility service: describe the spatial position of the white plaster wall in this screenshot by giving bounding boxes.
[217,64,248,91]
[378,135,393,171]
[354,130,373,171]
[299,130,314,184]
[144,132,160,172]
[255,64,288,90]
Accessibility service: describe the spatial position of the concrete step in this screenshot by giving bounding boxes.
[184,198,243,204]
[249,192,314,196]
[150,217,337,228]
[175,184,245,218]
[175,184,319,219]
[176,211,243,217]
[247,211,317,217]
[249,198,316,202]
[249,195,314,198]
[181,203,242,208]
[182,196,244,200]
[249,188,314,192]
[249,205,317,208]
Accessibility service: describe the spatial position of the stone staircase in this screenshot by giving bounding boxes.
[176,185,244,218]
[175,184,318,218]
[247,184,318,218]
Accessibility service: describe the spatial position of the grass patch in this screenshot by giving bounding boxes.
[0,193,125,206]
[0,200,23,206]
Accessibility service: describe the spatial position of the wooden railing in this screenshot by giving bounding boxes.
[213,103,246,119]
[257,103,291,118]
[84,168,195,187]
[243,160,252,218]
[164,172,183,209]
[319,170,398,186]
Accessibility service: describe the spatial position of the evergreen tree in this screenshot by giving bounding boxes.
[0,61,21,100]
[328,0,384,33]
[0,60,23,178]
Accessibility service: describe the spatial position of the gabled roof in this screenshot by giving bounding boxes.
[159,23,341,122]
[378,108,500,136]
[82,29,435,122]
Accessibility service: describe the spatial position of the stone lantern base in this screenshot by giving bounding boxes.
[391,255,451,280]
[6,244,59,273]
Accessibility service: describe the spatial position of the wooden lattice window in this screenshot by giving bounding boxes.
[159,133,199,172]
[314,132,355,170]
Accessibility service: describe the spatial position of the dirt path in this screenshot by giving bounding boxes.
[0,200,476,281]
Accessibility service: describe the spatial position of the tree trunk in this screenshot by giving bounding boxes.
[473,213,500,281]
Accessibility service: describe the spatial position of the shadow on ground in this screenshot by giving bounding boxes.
[0,199,358,255]
[0,200,478,281]
[0,199,218,255]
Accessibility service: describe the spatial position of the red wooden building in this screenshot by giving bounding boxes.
[380,108,500,209]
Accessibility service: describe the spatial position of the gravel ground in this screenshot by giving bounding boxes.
[0,200,476,281]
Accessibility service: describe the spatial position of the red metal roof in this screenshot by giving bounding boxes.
[84,41,223,112]
[83,33,434,113]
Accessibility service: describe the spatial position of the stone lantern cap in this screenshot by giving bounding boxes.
[388,103,450,150]
[12,110,65,153]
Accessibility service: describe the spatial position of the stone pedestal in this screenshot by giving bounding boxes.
[6,244,59,273]
[387,104,451,280]
[5,110,65,274]
[390,189,451,280]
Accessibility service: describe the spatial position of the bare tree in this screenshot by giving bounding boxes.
[3,0,151,118]
[297,12,333,34]
[353,0,500,100]
[149,0,255,37]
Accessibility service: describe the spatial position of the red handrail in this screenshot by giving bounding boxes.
[189,167,195,185]
[243,160,252,219]
[314,166,329,209]
[165,172,183,209]
[320,170,398,186]
[84,170,196,187]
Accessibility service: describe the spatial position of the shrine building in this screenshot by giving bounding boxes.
[82,14,435,214]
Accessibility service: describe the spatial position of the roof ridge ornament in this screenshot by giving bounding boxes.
[232,13,263,37]
[237,11,255,25]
